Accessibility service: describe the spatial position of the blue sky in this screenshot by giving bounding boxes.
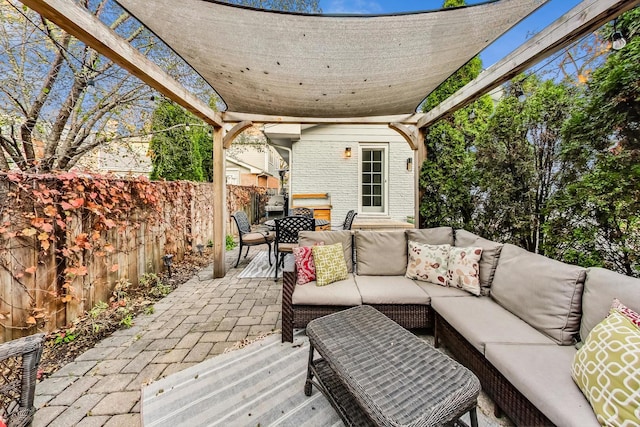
[318,0,583,67]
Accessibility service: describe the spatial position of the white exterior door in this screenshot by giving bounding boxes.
[359,145,388,214]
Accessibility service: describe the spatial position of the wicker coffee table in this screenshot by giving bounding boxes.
[305,305,480,426]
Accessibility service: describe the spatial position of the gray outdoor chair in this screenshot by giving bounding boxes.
[274,216,315,280]
[232,211,274,268]
[0,333,45,427]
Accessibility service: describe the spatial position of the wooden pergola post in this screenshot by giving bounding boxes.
[213,126,226,278]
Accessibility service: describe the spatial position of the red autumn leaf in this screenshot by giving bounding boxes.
[61,295,72,303]
[60,201,74,210]
[110,264,119,272]
[76,185,85,192]
[89,192,98,199]
[56,219,67,230]
[25,266,37,274]
[40,223,54,233]
[26,316,37,325]
[103,219,116,229]
[70,198,85,208]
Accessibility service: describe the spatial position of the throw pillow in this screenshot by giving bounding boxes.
[293,243,323,285]
[312,243,348,287]
[572,310,640,426]
[610,298,640,329]
[447,246,483,296]
[405,241,450,286]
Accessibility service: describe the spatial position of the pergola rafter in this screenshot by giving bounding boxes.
[20,0,639,278]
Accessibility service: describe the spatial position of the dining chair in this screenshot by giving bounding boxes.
[291,207,314,218]
[231,211,274,268]
[274,216,315,280]
[335,209,357,230]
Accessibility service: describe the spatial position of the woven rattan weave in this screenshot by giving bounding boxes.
[0,333,45,427]
[305,306,480,427]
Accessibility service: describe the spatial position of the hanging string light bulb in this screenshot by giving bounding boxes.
[612,19,627,51]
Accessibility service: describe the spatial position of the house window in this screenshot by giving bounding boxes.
[360,145,387,214]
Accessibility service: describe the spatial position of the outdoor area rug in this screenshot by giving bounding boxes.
[237,250,277,278]
[141,331,343,427]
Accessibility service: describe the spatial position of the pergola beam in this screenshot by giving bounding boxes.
[223,112,425,125]
[388,123,419,151]
[417,0,640,129]
[21,0,223,128]
[223,121,253,149]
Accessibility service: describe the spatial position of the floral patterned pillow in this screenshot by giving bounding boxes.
[447,246,483,296]
[405,241,450,286]
[293,242,323,285]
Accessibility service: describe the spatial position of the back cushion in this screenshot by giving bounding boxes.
[491,244,586,345]
[580,267,640,342]
[405,227,454,245]
[299,230,353,273]
[355,231,407,275]
[454,229,504,295]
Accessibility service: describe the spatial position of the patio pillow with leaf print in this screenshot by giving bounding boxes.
[405,241,450,286]
[447,246,483,296]
[312,243,348,287]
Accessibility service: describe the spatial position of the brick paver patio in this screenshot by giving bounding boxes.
[33,248,280,427]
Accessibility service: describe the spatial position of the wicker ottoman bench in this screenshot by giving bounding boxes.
[305,305,481,426]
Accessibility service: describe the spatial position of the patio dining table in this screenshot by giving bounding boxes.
[264,218,329,230]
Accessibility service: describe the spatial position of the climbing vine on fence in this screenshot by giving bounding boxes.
[0,171,185,332]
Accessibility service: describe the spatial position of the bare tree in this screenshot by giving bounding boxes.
[0,1,185,172]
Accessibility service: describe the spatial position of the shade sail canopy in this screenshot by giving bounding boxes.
[117,0,545,118]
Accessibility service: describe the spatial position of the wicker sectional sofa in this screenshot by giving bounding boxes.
[281,227,640,426]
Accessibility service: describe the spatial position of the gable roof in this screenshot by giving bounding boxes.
[116,0,545,118]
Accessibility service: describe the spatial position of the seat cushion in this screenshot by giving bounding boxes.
[355,230,407,275]
[243,232,274,243]
[491,244,586,345]
[355,276,430,305]
[299,230,353,273]
[485,344,599,427]
[580,267,640,342]
[454,229,503,294]
[292,273,362,306]
[405,227,454,245]
[415,281,472,298]
[432,297,555,354]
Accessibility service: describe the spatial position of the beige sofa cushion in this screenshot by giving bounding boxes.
[405,227,454,245]
[355,276,430,304]
[355,230,407,275]
[432,297,555,354]
[485,344,599,427]
[580,267,640,341]
[292,273,361,306]
[454,229,503,294]
[415,281,471,298]
[299,230,353,273]
[491,244,586,345]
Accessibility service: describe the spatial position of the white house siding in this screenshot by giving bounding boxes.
[291,124,414,228]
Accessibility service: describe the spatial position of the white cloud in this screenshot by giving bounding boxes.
[324,0,384,14]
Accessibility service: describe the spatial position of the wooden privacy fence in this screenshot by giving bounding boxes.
[0,173,220,343]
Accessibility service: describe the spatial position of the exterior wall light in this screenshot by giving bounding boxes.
[406,157,413,172]
[344,147,352,158]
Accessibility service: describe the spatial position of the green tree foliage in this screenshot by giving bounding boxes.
[418,0,488,230]
[544,9,640,276]
[475,76,577,252]
[149,100,211,181]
